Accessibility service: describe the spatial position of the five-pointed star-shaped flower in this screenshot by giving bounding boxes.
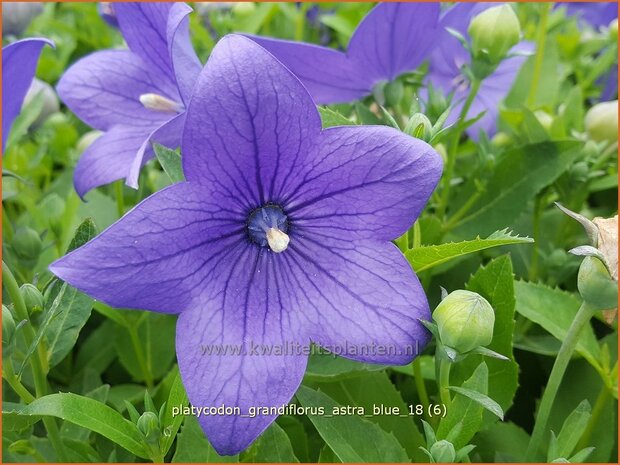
[57,2,201,197]
[50,35,442,454]
[247,2,441,104]
[2,38,53,154]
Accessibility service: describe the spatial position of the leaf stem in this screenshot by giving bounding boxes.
[127,324,154,390]
[438,358,452,409]
[2,361,36,403]
[438,78,482,220]
[526,301,597,460]
[115,180,125,218]
[2,261,68,461]
[529,194,543,281]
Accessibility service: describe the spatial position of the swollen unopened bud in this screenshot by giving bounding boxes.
[585,100,618,144]
[468,4,521,65]
[433,290,495,353]
[609,18,618,41]
[20,284,44,314]
[137,411,160,443]
[577,256,618,311]
[12,227,42,265]
[3,305,16,358]
[430,440,457,463]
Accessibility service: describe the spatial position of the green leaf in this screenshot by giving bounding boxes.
[19,219,96,372]
[473,421,530,462]
[296,385,409,462]
[153,142,184,183]
[319,106,354,128]
[160,370,188,455]
[172,415,238,463]
[244,422,299,462]
[305,351,386,380]
[437,362,488,448]
[3,402,43,431]
[405,229,533,272]
[514,280,601,369]
[316,371,426,461]
[11,393,149,459]
[551,400,591,460]
[451,141,583,237]
[448,386,504,420]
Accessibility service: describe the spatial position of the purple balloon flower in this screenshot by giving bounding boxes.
[247,2,441,104]
[57,2,201,197]
[426,3,532,138]
[50,35,442,454]
[2,38,53,154]
[559,2,618,29]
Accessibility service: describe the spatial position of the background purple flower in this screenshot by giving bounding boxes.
[57,2,201,197]
[247,2,441,104]
[558,2,618,29]
[2,38,53,154]
[50,35,442,454]
[426,3,533,138]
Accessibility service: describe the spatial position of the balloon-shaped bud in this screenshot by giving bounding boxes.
[433,290,495,353]
[585,100,618,144]
[430,440,457,463]
[137,411,160,443]
[578,256,618,311]
[12,227,42,266]
[20,284,44,314]
[468,4,521,65]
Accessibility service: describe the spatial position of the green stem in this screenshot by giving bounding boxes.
[2,362,36,403]
[526,301,597,460]
[128,325,154,390]
[437,79,482,220]
[294,4,308,41]
[115,180,125,217]
[527,3,550,107]
[443,189,483,232]
[529,194,543,281]
[2,205,15,242]
[438,358,452,409]
[2,262,68,461]
[412,358,431,422]
[412,220,421,249]
[576,385,610,451]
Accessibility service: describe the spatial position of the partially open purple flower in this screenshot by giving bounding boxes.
[247,2,441,104]
[57,2,201,197]
[2,38,53,154]
[426,3,532,138]
[50,35,442,454]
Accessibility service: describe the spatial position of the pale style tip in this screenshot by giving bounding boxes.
[266,227,289,253]
[139,93,182,113]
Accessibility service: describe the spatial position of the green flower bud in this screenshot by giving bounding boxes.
[534,110,553,131]
[468,4,521,65]
[585,100,618,144]
[137,411,160,443]
[491,131,512,148]
[20,284,44,314]
[23,78,60,129]
[578,256,618,311]
[430,440,457,463]
[232,2,255,16]
[609,18,618,41]
[433,290,495,353]
[77,130,103,154]
[3,305,17,358]
[12,227,42,265]
[406,113,432,141]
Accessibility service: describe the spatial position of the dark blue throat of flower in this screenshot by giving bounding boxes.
[247,205,290,253]
[139,93,183,114]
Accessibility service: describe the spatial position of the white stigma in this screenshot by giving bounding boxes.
[139,93,181,113]
[266,227,290,253]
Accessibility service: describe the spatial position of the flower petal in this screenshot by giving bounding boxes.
[73,125,150,198]
[57,50,173,131]
[285,236,430,364]
[182,34,322,208]
[167,2,201,104]
[2,38,53,153]
[126,113,185,189]
[114,2,177,89]
[49,182,245,313]
[245,35,373,104]
[176,247,307,455]
[348,2,441,82]
[285,125,442,241]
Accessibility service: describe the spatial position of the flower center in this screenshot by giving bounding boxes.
[139,93,183,114]
[247,205,290,253]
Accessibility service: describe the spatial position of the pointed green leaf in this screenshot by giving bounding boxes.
[172,415,238,463]
[405,229,532,272]
[153,142,184,183]
[319,106,354,128]
[448,386,504,420]
[244,422,299,462]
